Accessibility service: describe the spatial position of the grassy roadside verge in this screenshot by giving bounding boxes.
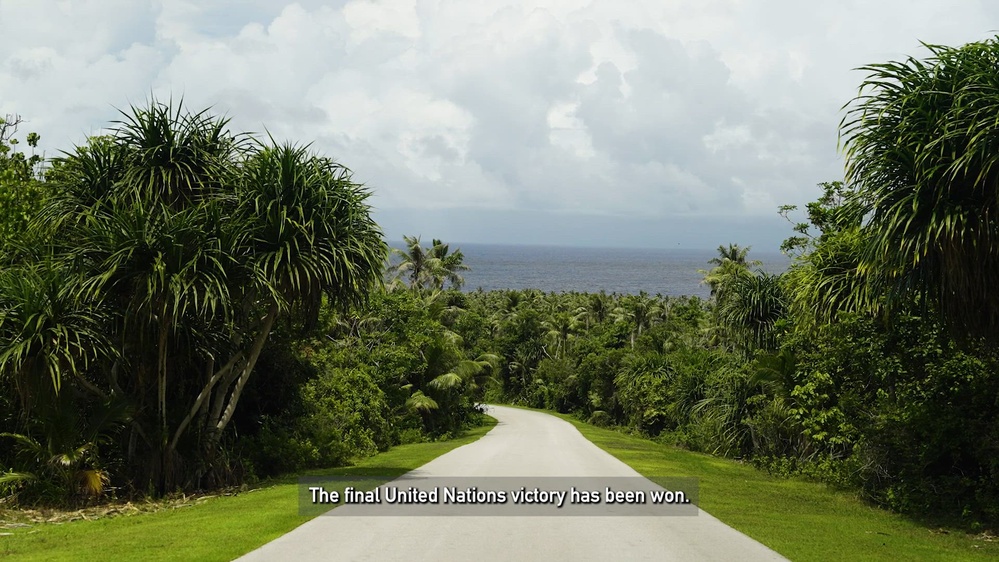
[545,409,996,562]
[0,417,496,562]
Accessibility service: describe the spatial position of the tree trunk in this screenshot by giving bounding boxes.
[209,302,279,445]
[167,352,243,454]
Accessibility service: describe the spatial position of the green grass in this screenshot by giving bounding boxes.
[549,410,997,561]
[0,418,496,562]
[6,410,995,561]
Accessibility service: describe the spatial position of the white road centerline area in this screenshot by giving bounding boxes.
[237,405,787,561]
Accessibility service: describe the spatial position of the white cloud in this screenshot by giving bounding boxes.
[703,123,753,154]
[2,0,998,249]
[343,0,421,43]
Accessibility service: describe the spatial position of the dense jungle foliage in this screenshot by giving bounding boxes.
[0,103,497,504]
[3,37,999,532]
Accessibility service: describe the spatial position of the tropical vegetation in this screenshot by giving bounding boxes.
[4,34,999,538]
[0,101,491,506]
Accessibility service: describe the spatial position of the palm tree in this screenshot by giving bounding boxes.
[1,98,387,493]
[428,353,501,400]
[542,310,584,358]
[708,244,758,268]
[700,244,760,300]
[507,347,536,392]
[0,262,110,408]
[587,292,610,326]
[197,141,386,452]
[35,99,243,490]
[783,225,868,328]
[389,236,470,291]
[717,272,788,353]
[840,36,999,339]
[612,293,663,348]
[428,238,469,290]
[388,235,433,290]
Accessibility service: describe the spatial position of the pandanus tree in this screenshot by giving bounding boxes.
[0,99,386,494]
[840,36,999,340]
[717,272,788,354]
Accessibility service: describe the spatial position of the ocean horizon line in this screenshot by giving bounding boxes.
[383,243,789,297]
[388,239,792,258]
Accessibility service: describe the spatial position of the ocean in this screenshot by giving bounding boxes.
[443,244,791,299]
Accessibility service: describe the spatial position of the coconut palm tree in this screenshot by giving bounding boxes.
[700,244,760,301]
[428,238,470,290]
[389,236,470,291]
[428,353,501,399]
[388,235,433,290]
[542,310,584,358]
[612,293,663,348]
[587,292,610,326]
[709,244,758,268]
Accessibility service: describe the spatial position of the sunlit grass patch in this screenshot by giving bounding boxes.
[0,418,497,562]
[553,410,997,562]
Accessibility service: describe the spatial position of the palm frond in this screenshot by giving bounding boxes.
[405,390,439,413]
[840,36,999,339]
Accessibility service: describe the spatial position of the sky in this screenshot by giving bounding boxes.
[1,1,997,251]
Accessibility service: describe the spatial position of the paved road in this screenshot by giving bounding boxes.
[237,405,786,561]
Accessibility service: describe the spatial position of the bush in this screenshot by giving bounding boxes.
[299,365,392,466]
[241,363,391,478]
[529,357,577,411]
[587,410,613,427]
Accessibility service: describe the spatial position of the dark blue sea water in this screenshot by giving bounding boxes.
[450,244,790,299]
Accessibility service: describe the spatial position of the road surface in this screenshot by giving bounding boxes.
[237,405,786,561]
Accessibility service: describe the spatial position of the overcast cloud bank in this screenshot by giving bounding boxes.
[2,0,996,249]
